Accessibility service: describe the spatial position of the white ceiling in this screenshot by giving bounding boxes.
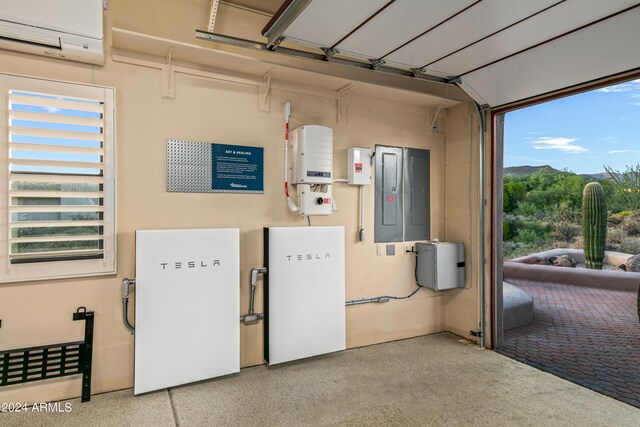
[266,0,640,107]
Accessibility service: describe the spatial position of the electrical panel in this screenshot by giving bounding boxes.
[404,148,430,241]
[290,125,333,184]
[374,146,431,242]
[374,146,403,242]
[347,147,372,185]
[415,242,465,291]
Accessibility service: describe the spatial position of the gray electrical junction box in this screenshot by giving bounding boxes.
[415,242,465,291]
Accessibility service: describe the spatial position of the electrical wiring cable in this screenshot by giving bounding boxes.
[382,285,421,300]
[345,285,422,306]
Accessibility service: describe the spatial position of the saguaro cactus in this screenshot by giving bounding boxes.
[582,182,607,269]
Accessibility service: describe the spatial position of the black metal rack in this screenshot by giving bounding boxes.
[0,307,94,402]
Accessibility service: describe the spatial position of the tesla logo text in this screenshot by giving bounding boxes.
[160,260,221,270]
[285,253,331,261]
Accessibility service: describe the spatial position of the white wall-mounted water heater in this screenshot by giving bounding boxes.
[289,125,334,216]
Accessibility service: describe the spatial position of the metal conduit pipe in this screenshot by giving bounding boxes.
[474,102,487,350]
[241,268,267,324]
[121,278,136,335]
[345,296,390,306]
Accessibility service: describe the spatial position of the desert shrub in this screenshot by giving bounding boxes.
[551,220,580,243]
[622,214,640,236]
[621,237,640,255]
[503,215,519,240]
[518,228,545,244]
[502,241,520,255]
[503,241,552,259]
[608,213,625,226]
[516,201,539,217]
[604,164,640,211]
[607,227,625,251]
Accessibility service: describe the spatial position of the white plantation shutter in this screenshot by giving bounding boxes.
[0,74,116,282]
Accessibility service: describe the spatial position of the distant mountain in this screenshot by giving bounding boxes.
[583,172,612,181]
[504,165,612,181]
[503,165,563,177]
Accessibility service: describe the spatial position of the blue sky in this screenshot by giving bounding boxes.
[504,78,640,174]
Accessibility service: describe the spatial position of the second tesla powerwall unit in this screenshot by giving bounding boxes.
[134,228,240,395]
[264,226,346,365]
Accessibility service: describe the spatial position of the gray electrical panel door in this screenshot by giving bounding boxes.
[404,148,430,241]
[375,146,403,242]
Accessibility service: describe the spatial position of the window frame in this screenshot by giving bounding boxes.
[0,73,116,283]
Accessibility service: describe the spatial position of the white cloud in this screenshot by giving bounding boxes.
[609,150,637,154]
[597,80,640,93]
[531,137,587,153]
[597,80,640,108]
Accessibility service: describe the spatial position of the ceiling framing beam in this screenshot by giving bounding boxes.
[194,30,469,103]
[262,0,312,49]
[195,30,457,85]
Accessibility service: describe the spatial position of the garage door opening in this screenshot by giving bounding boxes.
[494,77,640,408]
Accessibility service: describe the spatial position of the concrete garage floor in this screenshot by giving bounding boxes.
[3,333,640,426]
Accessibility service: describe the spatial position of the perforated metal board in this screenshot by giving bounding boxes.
[167,139,214,193]
[166,139,263,194]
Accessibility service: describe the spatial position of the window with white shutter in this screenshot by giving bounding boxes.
[0,74,116,283]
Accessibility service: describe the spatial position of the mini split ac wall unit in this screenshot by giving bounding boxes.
[0,0,104,65]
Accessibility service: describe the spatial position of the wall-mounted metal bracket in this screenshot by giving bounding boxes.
[161,47,175,99]
[411,67,427,77]
[259,68,274,113]
[208,0,220,33]
[263,0,313,49]
[1,307,95,402]
[321,47,339,61]
[450,77,489,107]
[369,58,386,70]
[338,83,355,126]
[430,106,448,135]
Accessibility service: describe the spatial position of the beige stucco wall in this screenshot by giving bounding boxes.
[444,103,489,343]
[0,0,483,403]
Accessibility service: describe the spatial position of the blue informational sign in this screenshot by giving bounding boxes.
[211,143,264,193]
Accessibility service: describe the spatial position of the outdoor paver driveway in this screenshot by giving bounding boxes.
[500,279,640,408]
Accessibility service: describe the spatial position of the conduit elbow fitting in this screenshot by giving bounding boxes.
[121,277,135,299]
